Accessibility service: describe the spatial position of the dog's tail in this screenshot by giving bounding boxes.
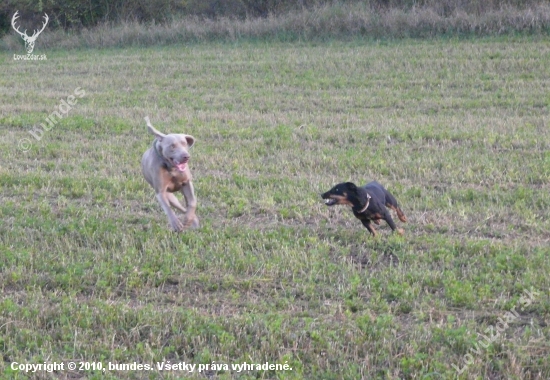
[144,116,166,140]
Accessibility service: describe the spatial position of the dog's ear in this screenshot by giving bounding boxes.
[345,182,357,192]
[185,135,195,148]
[144,116,166,141]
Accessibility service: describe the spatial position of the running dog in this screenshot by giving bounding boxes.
[322,181,407,236]
[141,116,199,232]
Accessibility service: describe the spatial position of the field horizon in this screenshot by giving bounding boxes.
[1,37,550,379]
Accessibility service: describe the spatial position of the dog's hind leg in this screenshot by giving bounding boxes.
[387,203,407,222]
[395,207,407,223]
[383,211,404,235]
[383,188,407,222]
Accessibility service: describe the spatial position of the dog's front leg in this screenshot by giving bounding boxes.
[360,219,377,237]
[181,182,199,229]
[156,192,184,232]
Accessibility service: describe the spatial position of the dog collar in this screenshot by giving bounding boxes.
[356,194,371,213]
[153,139,172,170]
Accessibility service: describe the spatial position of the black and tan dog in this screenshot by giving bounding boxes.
[321,181,407,236]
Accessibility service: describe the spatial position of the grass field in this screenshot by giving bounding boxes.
[1,37,550,379]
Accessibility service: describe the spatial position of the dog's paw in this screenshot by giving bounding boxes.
[170,219,185,232]
[189,216,199,230]
[183,213,199,230]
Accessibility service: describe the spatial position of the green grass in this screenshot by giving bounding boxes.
[1,37,550,379]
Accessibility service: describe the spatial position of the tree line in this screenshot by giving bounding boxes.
[0,0,538,34]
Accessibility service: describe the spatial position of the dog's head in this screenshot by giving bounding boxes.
[321,182,358,206]
[145,117,195,172]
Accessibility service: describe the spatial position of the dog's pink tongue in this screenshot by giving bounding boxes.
[175,162,187,172]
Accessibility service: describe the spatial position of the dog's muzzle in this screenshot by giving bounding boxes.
[321,192,338,206]
[172,156,189,172]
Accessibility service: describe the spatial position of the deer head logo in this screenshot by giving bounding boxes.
[11,11,49,54]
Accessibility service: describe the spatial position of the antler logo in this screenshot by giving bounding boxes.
[11,11,49,54]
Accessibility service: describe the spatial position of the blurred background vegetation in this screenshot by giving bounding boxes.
[0,0,544,33]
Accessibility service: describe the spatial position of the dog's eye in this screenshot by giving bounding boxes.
[171,144,176,149]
